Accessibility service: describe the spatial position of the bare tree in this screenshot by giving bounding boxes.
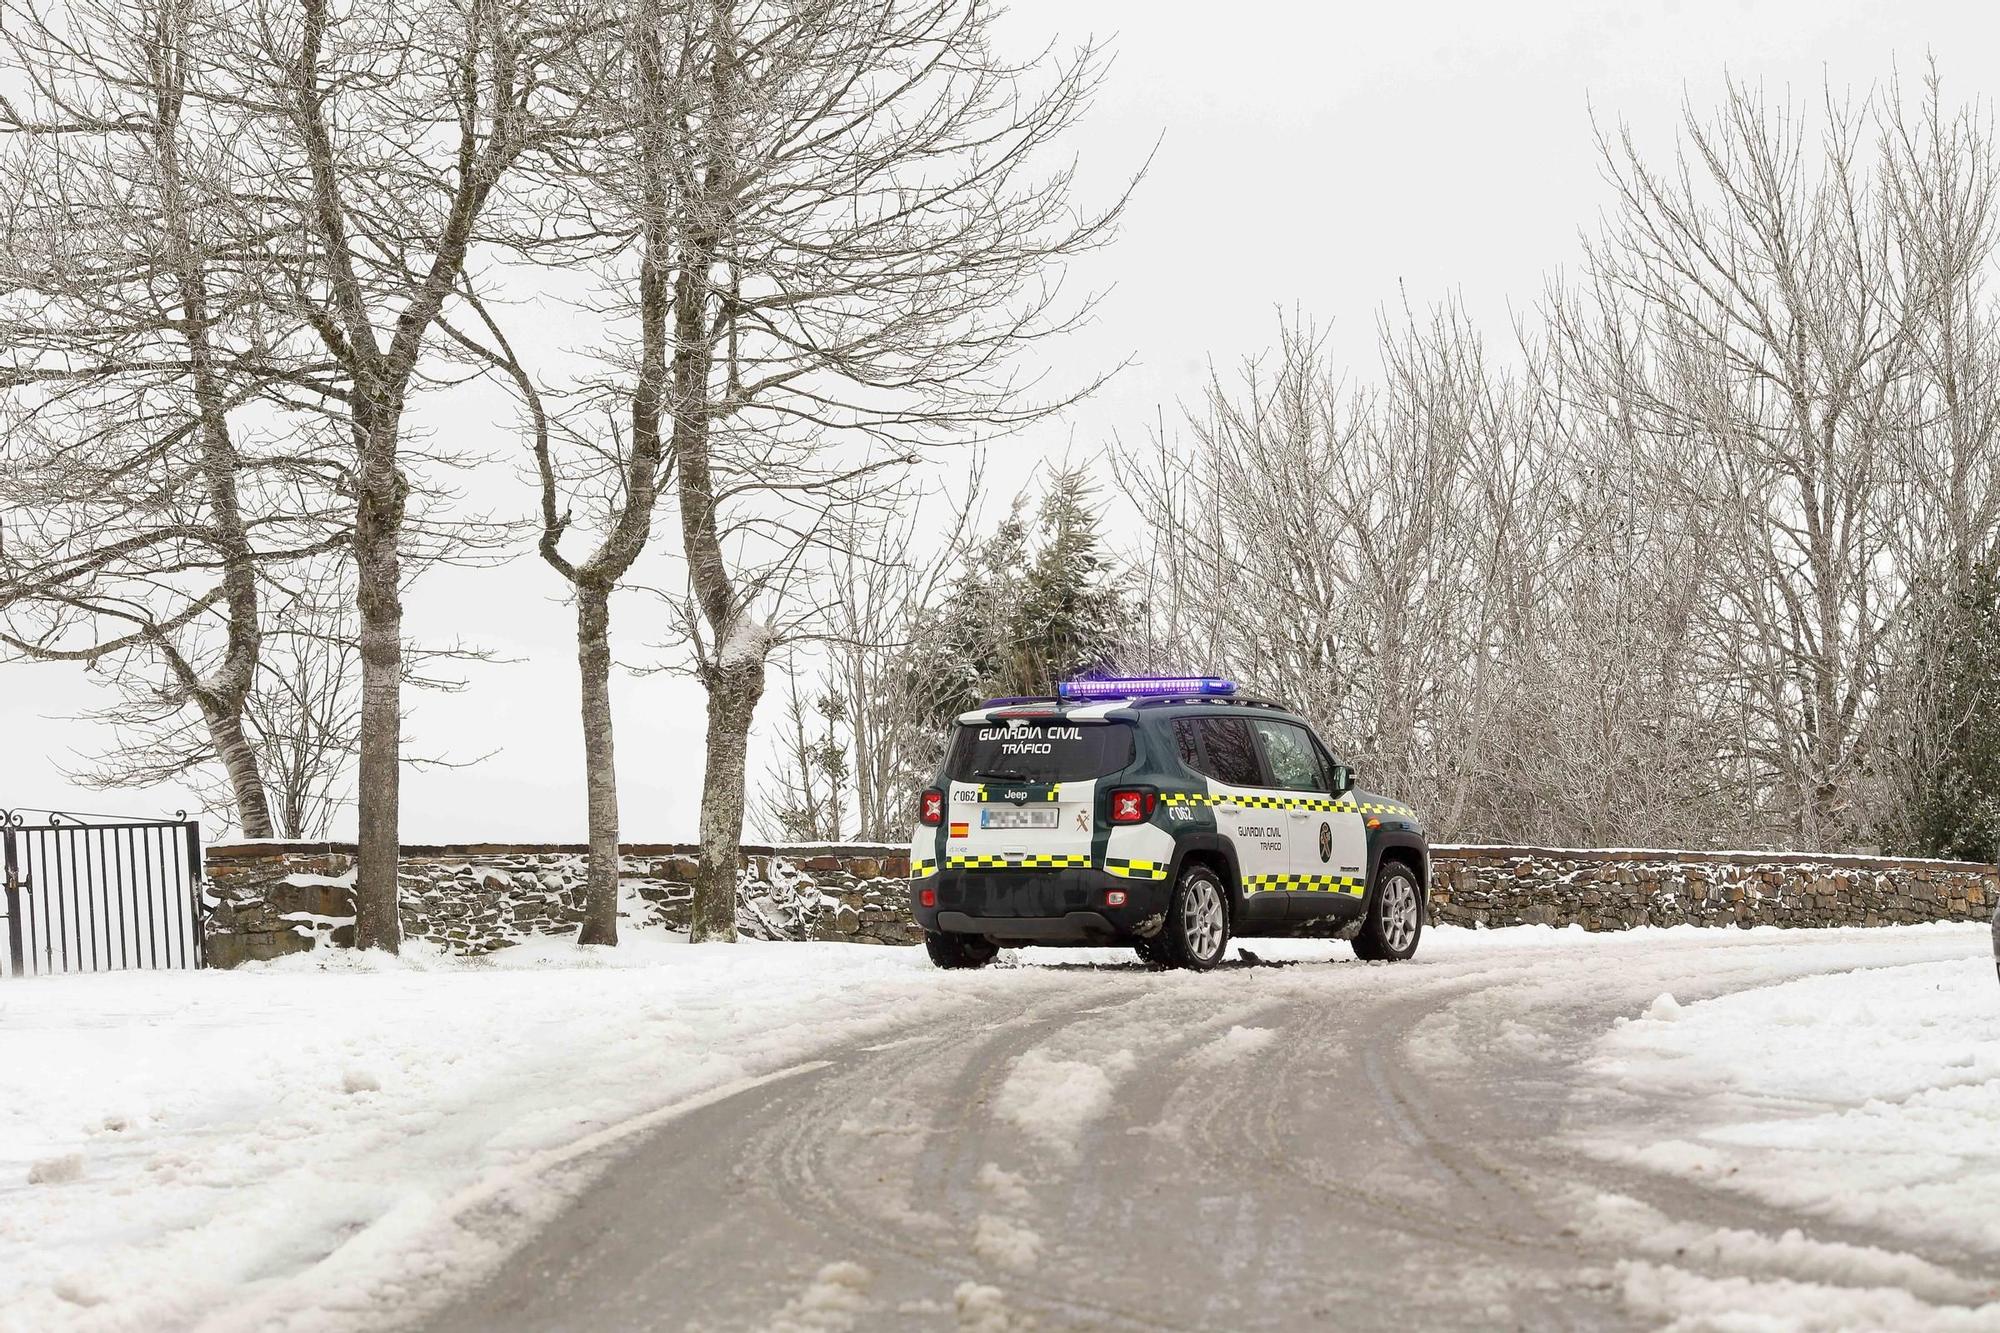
[1560,81,1927,847]
[0,0,347,837]
[54,553,361,837]
[752,654,849,842]
[821,485,984,841]
[751,475,983,844]
[587,0,1130,941]
[1126,309,1514,829]
[190,0,592,947]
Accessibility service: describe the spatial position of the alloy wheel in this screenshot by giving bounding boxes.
[1184,875,1226,961]
[1381,874,1420,954]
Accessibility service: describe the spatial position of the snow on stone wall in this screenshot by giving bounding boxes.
[202,842,917,967]
[202,841,1996,967]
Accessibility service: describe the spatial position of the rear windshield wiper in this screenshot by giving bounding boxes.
[974,769,1033,782]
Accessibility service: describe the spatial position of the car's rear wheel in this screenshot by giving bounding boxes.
[1133,935,1169,966]
[924,930,1000,970]
[1353,861,1423,961]
[1159,863,1231,970]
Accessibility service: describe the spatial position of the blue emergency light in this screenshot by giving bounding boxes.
[1056,675,1239,701]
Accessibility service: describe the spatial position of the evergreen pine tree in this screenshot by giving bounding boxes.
[1005,465,1126,696]
[1904,563,2000,861]
[900,463,1130,734]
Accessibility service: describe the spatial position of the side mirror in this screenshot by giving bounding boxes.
[1330,763,1355,795]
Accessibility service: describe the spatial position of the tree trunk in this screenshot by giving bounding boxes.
[201,700,275,839]
[159,78,276,843]
[352,413,406,953]
[576,584,621,946]
[688,652,767,943]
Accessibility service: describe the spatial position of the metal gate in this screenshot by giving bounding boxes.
[2,810,204,977]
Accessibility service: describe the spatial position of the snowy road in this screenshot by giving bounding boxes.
[422,928,2000,1333]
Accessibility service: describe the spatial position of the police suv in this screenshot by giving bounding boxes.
[908,676,1430,970]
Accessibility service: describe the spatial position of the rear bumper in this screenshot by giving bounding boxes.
[913,866,1171,944]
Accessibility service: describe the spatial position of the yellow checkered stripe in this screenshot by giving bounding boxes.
[1245,873,1367,896]
[910,858,938,879]
[1103,857,1170,881]
[947,853,1091,871]
[1158,791,1415,817]
[1234,794,1339,811]
[1341,800,1417,817]
[976,784,1061,802]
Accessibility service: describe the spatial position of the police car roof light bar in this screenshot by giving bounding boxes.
[1056,675,1238,701]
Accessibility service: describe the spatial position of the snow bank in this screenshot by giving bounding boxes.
[1619,1261,2000,1333]
[1587,952,2000,1260]
[0,937,1011,1333]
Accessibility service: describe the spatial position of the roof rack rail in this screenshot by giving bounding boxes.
[1123,693,1287,711]
[966,692,1290,713]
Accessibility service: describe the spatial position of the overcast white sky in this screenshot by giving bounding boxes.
[5,0,1995,841]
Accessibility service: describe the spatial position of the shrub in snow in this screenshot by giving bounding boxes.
[736,859,829,942]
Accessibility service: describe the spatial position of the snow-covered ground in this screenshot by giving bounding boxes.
[2,922,1995,1333]
[1583,943,2000,1328]
[0,938,999,1333]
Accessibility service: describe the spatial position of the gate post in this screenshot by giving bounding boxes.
[183,818,206,968]
[3,821,22,978]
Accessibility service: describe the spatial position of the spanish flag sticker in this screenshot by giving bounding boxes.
[949,821,970,839]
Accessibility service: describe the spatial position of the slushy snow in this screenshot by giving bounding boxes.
[993,1047,1137,1156]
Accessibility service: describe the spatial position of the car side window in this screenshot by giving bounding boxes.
[1173,718,1203,773]
[1251,719,1323,792]
[1186,717,1264,787]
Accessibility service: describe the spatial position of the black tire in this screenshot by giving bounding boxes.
[1133,936,1170,966]
[1158,863,1232,970]
[924,930,999,969]
[1353,861,1424,962]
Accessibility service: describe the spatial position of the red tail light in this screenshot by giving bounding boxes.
[919,789,944,826]
[1108,789,1155,824]
[920,888,937,908]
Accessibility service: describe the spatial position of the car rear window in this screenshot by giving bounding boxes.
[947,720,1135,784]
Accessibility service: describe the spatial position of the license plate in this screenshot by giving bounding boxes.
[981,808,1058,830]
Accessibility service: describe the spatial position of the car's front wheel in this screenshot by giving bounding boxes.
[924,930,999,969]
[1353,861,1424,961]
[1158,863,1231,970]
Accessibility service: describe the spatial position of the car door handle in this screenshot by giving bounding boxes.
[1217,801,1241,813]
[1288,809,1309,820]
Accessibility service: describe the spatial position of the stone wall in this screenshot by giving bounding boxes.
[1427,845,1996,931]
[203,841,918,967]
[203,840,1997,966]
